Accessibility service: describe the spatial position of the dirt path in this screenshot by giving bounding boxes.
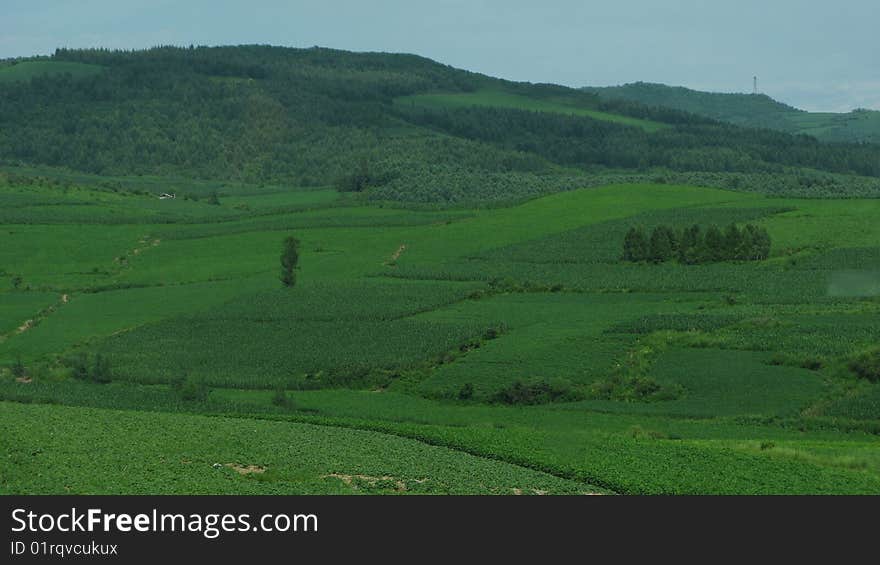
[384,244,407,265]
[0,293,71,343]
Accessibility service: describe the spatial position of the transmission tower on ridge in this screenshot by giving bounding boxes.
[753,76,758,95]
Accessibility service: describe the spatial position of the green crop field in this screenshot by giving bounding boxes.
[4,172,880,495]
[2,46,880,496]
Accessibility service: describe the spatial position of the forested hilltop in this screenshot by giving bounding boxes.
[584,82,880,144]
[1,45,879,204]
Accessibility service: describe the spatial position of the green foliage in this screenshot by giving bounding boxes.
[11,356,26,379]
[280,236,300,287]
[64,353,111,383]
[0,45,877,202]
[457,383,475,400]
[849,347,880,383]
[171,374,209,402]
[490,378,582,405]
[624,223,770,265]
[271,387,294,409]
[648,225,677,263]
[590,373,679,402]
[0,61,104,83]
[91,354,113,384]
[622,227,649,262]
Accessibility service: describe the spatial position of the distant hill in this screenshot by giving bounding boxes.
[0,46,878,204]
[583,82,880,144]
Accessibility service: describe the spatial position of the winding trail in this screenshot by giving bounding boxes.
[0,293,70,344]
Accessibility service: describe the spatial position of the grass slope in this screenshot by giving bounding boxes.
[586,82,880,143]
[396,89,668,131]
[0,61,104,83]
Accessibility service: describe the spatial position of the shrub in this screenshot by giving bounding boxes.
[11,356,26,379]
[590,373,680,402]
[491,378,581,405]
[271,387,294,409]
[67,353,90,381]
[91,354,112,384]
[458,383,474,400]
[849,348,880,383]
[172,374,209,402]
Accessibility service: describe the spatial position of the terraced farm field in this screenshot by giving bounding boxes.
[2,171,880,495]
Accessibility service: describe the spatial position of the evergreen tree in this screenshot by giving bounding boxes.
[722,224,742,260]
[648,226,675,263]
[679,224,702,264]
[12,355,26,379]
[736,224,755,260]
[751,225,771,260]
[91,354,112,383]
[280,236,300,287]
[704,225,724,262]
[622,227,649,262]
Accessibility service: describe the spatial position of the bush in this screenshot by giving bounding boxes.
[458,383,474,400]
[91,354,112,384]
[64,353,111,383]
[171,374,209,402]
[849,348,880,383]
[271,387,294,409]
[67,353,90,381]
[11,356,26,379]
[590,373,680,402]
[491,378,581,405]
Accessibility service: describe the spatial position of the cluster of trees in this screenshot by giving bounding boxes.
[622,223,771,264]
[67,353,112,383]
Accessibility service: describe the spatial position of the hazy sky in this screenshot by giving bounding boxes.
[3,0,878,111]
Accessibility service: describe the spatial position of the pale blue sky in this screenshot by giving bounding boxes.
[2,0,877,111]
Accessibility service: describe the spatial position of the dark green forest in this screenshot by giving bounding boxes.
[1,45,879,202]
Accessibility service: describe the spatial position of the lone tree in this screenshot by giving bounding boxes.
[11,355,25,379]
[280,236,300,287]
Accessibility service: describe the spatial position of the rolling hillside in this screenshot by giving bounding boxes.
[0,46,878,205]
[584,82,880,144]
[3,45,880,495]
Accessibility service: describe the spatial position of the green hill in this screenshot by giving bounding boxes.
[0,45,877,205]
[584,82,880,144]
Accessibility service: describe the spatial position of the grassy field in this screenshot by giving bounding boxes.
[396,89,669,132]
[0,61,104,83]
[2,172,880,494]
